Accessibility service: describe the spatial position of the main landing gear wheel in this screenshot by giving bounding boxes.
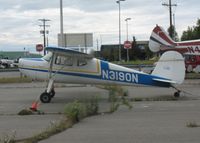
[40,92,52,103]
[174,91,180,98]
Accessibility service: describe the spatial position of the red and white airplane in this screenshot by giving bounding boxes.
[149,25,200,55]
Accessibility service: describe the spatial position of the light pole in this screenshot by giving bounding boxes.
[116,0,125,61]
[125,17,131,61]
[60,0,64,47]
[125,18,131,40]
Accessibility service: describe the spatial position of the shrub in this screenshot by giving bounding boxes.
[0,131,16,143]
[64,98,99,122]
[186,121,200,128]
[106,85,132,113]
[64,101,87,122]
[85,96,99,116]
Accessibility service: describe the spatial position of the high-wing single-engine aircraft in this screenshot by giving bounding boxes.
[149,25,200,55]
[18,46,185,103]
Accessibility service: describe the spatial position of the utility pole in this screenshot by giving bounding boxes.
[38,18,50,55]
[162,0,177,39]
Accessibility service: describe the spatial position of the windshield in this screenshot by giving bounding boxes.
[42,52,52,62]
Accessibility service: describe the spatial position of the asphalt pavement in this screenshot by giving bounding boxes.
[40,100,200,143]
[0,80,199,142]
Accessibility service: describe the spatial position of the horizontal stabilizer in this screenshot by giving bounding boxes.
[152,78,176,84]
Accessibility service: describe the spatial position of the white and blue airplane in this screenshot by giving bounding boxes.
[18,46,185,103]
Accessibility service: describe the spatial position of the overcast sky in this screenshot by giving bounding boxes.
[0,0,199,52]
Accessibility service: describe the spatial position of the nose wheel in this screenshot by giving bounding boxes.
[40,92,51,103]
[40,89,56,103]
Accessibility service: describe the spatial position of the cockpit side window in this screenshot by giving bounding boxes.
[42,52,52,62]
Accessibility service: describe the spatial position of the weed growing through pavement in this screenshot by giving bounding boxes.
[14,97,99,143]
[186,121,200,128]
[0,130,16,143]
[106,85,132,113]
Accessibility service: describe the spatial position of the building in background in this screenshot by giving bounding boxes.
[58,33,93,53]
[100,40,151,61]
[136,40,149,50]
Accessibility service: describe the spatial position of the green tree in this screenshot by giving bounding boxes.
[130,36,142,60]
[181,18,200,41]
[144,45,153,60]
[194,19,200,39]
[167,25,179,41]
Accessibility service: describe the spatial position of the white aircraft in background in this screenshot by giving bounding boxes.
[18,46,185,103]
[149,25,200,55]
[0,59,15,68]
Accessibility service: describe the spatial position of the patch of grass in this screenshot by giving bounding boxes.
[186,121,200,128]
[0,77,32,83]
[64,97,99,123]
[15,98,100,143]
[18,109,45,116]
[18,109,33,116]
[17,118,73,143]
[64,101,87,122]
[186,73,200,79]
[0,130,16,143]
[85,96,99,116]
[105,85,132,113]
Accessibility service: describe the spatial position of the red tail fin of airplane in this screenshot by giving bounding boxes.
[149,25,200,55]
[149,25,176,52]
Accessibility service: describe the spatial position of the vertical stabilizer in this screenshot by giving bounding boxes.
[152,51,185,84]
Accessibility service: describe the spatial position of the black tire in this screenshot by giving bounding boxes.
[50,89,55,98]
[40,92,51,103]
[174,92,180,98]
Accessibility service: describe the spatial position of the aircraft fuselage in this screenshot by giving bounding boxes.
[18,57,170,87]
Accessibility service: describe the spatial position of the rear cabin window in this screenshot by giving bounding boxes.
[77,58,87,66]
[55,55,73,66]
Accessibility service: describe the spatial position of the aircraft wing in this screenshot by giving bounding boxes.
[45,46,93,59]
